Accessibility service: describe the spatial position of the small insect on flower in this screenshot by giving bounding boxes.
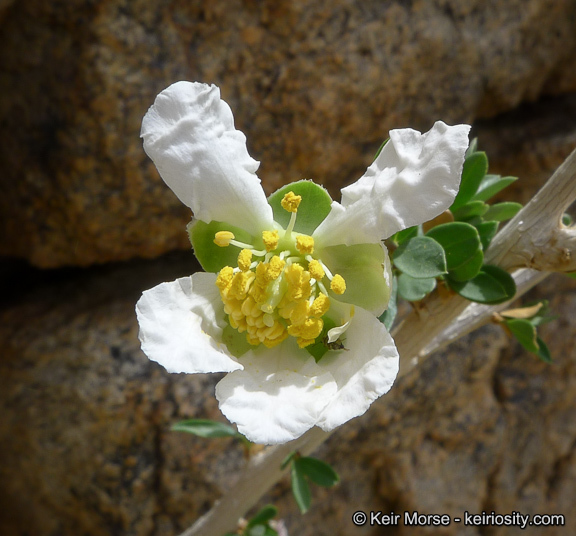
[322,335,349,351]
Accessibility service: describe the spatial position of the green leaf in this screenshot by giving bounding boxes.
[451,151,489,210]
[475,221,499,251]
[472,174,517,202]
[566,271,576,280]
[295,457,339,488]
[171,419,240,439]
[506,318,539,353]
[379,275,398,330]
[562,213,573,226]
[189,219,258,273]
[483,202,522,222]
[393,236,447,278]
[397,273,436,301]
[465,137,478,158]
[448,265,516,304]
[373,138,389,160]
[446,248,484,282]
[291,461,311,513]
[425,222,482,272]
[246,505,278,529]
[536,337,553,363]
[389,225,418,246]
[267,180,332,235]
[451,200,489,221]
[281,451,297,470]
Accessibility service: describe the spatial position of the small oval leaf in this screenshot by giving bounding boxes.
[448,265,516,304]
[397,273,436,301]
[296,457,339,488]
[171,419,240,439]
[506,318,539,353]
[291,462,311,514]
[451,151,489,209]
[483,202,522,222]
[393,236,447,278]
[426,222,482,271]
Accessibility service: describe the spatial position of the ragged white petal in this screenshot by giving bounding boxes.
[215,342,337,445]
[141,81,274,236]
[314,121,471,247]
[316,305,399,431]
[136,273,242,374]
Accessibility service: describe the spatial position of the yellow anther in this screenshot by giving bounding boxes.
[229,272,254,301]
[297,337,316,348]
[283,264,311,302]
[281,191,302,213]
[295,235,314,254]
[308,259,325,280]
[288,317,323,340]
[289,301,310,326]
[215,266,234,290]
[310,293,330,318]
[237,249,252,271]
[266,256,286,281]
[262,230,280,252]
[214,230,235,247]
[330,274,346,295]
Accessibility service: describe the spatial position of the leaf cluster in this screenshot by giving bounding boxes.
[383,140,520,323]
[282,452,339,514]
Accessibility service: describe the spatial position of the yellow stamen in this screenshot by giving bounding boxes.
[214,231,235,247]
[262,230,280,252]
[310,293,330,317]
[288,317,323,340]
[281,191,302,213]
[296,235,314,254]
[237,249,253,272]
[215,266,234,290]
[308,259,325,280]
[266,255,285,281]
[330,274,346,295]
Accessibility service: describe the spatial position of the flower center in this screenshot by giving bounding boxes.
[214,192,346,349]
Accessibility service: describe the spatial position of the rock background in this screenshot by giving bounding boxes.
[1,0,575,535]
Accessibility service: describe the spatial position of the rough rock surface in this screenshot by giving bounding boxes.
[1,0,576,267]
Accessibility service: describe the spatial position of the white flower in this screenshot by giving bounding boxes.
[136,81,470,445]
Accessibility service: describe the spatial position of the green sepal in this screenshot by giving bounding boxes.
[393,236,447,278]
[472,174,517,202]
[319,243,390,314]
[425,222,482,272]
[379,275,398,330]
[397,273,436,301]
[475,221,499,251]
[483,202,522,222]
[291,461,312,514]
[451,151,488,210]
[448,265,516,304]
[221,323,252,358]
[188,219,259,273]
[451,200,489,221]
[294,457,339,488]
[267,180,333,235]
